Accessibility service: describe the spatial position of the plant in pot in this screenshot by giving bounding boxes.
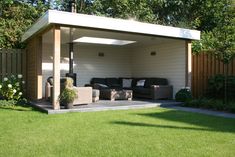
[59,88,77,109]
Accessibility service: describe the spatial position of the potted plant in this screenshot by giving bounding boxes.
[59,88,77,109]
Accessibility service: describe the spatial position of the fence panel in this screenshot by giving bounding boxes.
[192,53,235,98]
[0,49,26,82]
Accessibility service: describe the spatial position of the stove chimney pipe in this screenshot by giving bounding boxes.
[69,0,77,13]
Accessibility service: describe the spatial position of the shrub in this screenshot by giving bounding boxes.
[0,74,25,100]
[0,98,29,108]
[184,98,235,113]
[184,98,204,108]
[207,74,235,99]
[0,100,17,107]
[175,88,192,102]
[59,88,77,105]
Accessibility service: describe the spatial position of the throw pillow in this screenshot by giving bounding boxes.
[122,79,132,88]
[136,79,145,87]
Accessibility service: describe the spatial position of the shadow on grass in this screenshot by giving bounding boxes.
[111,121,214,132]
[0,104,42,112]
[111,110,235,133]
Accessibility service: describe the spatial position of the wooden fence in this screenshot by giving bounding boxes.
[0,49,26,82]
[192,53,235,98]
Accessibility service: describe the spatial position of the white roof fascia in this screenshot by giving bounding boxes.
[22,10,201,42]
[21,11,49,42]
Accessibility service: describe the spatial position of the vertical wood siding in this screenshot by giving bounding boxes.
[26,37,42,100]
[0,49,26,82]
[192,53,235,98]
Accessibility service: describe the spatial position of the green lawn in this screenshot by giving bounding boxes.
[0,106,235,157]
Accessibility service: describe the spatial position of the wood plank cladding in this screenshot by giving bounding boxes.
[0,49,26,81]
[26,36,42,100]
[192,53,235,98]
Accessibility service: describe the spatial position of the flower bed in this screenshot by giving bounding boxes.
[0,74,25,104]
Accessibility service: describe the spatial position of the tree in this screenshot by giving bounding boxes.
[0,0,49,48]
[193,0,235,103]
[0,0,234,49]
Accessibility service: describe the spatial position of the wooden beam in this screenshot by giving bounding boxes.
[185,40,192,88]
[52,26,61,110]
[36,36,43,99]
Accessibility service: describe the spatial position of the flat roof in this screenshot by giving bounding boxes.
[22,10,200,42]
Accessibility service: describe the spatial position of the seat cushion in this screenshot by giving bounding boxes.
[91,78,106,85]
[144,78,168,88]
[106,78,120,87]
[132,87,151,95]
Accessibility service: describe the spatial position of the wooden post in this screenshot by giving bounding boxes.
[69,42,74,74]
[36,36,43,99]
[52,26,61,110]
[185,41,192,88]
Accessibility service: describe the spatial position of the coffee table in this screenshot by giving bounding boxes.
[100,89,133,101]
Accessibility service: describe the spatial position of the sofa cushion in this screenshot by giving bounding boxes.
[132,87,151,95]
[106,78,120,87]
[122,79,132,88]
[91,78,106,85]
[136,79,145,87]
[144,78,168,88]
[132,78,145,87]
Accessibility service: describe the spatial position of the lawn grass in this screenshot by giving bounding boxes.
[0,105,235,157]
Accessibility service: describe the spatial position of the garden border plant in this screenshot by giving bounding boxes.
[175,82,235,113]
[0,74,27,107]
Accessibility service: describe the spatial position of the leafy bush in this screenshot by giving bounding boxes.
[184,98,204,108]
[0,98,29,109]
[175,88,192,102]
[207,74,235,99]
[0,74,25,100]
[184,98,235,113]
[59,88,77,105]
[0,99,17,107]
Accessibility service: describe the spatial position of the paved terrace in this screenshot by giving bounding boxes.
[31,99,235,119]
[32,99,181,114]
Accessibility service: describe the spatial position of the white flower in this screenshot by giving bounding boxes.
[19,92,22,96]
[13,89,17,93]
[0,84,2,89]
[22,81,25,84]
[3,77,8,81]
[17,74,23,79]
[8,84,12,88]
